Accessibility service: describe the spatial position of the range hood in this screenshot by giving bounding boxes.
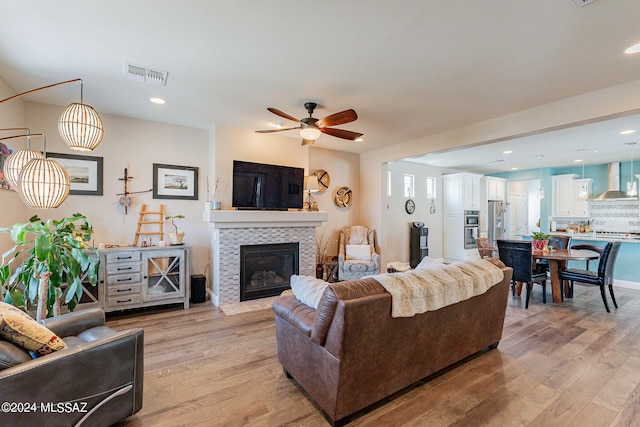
[592,162,638,201]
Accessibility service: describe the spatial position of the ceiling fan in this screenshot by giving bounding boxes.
[255,102,363,145]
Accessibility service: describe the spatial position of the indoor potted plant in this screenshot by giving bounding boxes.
[531,231,550,251]
[166,214,185,244]
[0,213,99,320]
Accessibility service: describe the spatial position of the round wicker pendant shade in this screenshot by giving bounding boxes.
[57,103,104,151]
[3,148,45,189]
[18,158,70,209]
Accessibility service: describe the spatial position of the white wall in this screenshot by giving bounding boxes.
[384,160,443,263]
[5,101,211,278]
[309,146,360,257]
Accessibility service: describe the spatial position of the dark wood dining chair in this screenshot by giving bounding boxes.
[497,239,548,308]
[559,242,621,312]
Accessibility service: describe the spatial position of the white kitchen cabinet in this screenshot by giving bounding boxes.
[443,173,482,213]
[552,174,592,218]
[443,214,464,262]
[482,176,506,201]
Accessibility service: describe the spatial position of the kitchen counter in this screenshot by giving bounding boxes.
[550,232,640,243]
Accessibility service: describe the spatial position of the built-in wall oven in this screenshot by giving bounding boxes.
[464,210,479,249]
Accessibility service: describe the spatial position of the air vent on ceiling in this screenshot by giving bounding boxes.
[569,0,599,7]
[123,62,168,86]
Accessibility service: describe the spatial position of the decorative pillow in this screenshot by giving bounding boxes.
[0,302,67,356]
[415,256,445,270]
[290,275,328,309]
[346,244,372,260]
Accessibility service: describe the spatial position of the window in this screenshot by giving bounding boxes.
[426,176,436,199]
[404,174,415,198]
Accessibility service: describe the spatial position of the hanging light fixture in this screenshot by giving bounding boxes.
[0,129,45,189]
[537,168,545,199]
[579,161,589,200]
[0,79,104,151]
[626,154,637,197]
[0,133,70,209]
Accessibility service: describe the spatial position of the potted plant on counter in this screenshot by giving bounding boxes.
[0,213,99,320]
[531,231,550,251]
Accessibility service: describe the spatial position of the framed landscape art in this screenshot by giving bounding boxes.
[153,163,198,200]
[46,152,103,195]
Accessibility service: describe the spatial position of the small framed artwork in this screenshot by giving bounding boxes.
[46,152,103,195]
[153,163,199,200]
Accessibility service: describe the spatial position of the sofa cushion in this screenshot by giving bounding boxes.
[0,302,67,356]
[0,340,33,370]
[346,244,371,260]
[290,275,329,309]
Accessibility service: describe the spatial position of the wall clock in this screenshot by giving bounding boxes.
[314,169,330,191]
[405,199,415,214]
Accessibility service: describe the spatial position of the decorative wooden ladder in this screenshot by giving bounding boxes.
[134,204,164,246]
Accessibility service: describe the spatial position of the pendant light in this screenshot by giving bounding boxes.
[537,168,545,199]
[0,133,70,209]
[1,79,104,152]
[579,161,589,200]
[626,155,637,197]
[0,129,44,189]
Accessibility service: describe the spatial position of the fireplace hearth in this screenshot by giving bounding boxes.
[240,242,299,301]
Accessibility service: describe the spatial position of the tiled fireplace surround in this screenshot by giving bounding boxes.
[205,210,328,305]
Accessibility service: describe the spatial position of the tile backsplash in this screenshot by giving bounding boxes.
[552,200,640,233]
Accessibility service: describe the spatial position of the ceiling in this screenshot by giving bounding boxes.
[1,1,639,157]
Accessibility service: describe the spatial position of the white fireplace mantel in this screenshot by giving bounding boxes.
[203,209,328,228]
[205,209,328,306]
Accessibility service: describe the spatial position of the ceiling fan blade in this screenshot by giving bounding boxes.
[321,127,363,140]
[301,138,315,146]
[267,107,301,123]
[316,109,358,128]
[255,126,301,133]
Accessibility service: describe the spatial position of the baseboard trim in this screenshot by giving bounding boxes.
[614,279,640,291]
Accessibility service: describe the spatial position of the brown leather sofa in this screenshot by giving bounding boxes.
[0,308,143,427]
[272,265,513,425]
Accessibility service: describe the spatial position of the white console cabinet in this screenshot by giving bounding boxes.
[100,246,190,312]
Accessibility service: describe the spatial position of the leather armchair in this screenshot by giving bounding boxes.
[0,308,143,427]
[338,226,381,281]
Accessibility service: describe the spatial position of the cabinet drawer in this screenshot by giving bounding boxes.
[106,262,141,275]
[107,283,141,296]
[106,252,142,263]
[107,294,142,308]
[106,272,141,285]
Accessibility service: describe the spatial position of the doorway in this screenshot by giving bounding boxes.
[508,192,528,238]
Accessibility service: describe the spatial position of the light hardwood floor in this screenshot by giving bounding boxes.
[110,283,640,426]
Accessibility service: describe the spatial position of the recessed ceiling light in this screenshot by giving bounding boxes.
[625,42,640,54]
[355,138,364,142]
[510,167,518,170]
[503,150,512,154]
[620,130,635,135]
[150,97,165,104]
[574,159,583,163]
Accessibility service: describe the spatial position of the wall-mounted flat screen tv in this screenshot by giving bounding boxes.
[232,160,304,210]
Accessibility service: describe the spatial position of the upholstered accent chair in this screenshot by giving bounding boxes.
[338,225,381,281]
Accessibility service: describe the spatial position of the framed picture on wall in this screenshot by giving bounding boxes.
[46,152,104,195]
[153,163,199,200]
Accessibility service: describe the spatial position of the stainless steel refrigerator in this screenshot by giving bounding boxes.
[487,200,507,247]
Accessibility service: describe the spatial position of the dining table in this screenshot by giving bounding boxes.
[533,248,600,303]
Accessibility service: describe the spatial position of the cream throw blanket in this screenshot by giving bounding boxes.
[369,259,504,318]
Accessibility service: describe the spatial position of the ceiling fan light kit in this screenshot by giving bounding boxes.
[256,101,363,145]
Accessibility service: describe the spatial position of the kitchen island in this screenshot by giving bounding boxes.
[549,232,640,286]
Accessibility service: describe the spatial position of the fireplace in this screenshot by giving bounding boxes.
[240,242,299,301]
